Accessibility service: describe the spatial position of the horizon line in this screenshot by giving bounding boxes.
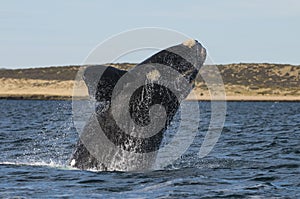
[1,61,300,70]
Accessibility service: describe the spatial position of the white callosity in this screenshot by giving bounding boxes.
[182,39,196,48]
[146,69,161,82]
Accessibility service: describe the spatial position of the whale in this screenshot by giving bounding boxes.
[69,39,206,171]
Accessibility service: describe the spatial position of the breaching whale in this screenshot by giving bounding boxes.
[70,39,206,171]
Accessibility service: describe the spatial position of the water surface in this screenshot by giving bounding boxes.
[0,100,299,198]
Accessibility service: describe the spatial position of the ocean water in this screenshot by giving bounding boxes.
[0,100,299,198]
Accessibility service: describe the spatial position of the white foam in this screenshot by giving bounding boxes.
[0,161,76,170]
[70,159,76,167]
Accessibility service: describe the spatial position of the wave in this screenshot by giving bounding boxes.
[0,160,75,170]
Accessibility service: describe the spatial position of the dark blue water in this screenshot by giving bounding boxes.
[0,100,299,198]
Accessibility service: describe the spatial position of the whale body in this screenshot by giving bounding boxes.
[69,39,206,171]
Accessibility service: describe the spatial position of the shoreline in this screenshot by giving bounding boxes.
[0,78,299,102]
[1,63,299,102]
[1,94,299,102]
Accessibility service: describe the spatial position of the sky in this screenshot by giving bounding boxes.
[1,0,300,69]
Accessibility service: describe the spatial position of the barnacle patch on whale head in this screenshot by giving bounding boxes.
[146,69,161,81]
[182,39,196,48]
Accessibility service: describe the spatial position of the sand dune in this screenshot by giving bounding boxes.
[0,78,74,100]
[0,63,299,101]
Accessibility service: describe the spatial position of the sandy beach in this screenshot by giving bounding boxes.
[0,63,299,101]
[0,78,74,100]
[0,78,299,101]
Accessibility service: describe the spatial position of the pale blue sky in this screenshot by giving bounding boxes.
[1,0,300,68]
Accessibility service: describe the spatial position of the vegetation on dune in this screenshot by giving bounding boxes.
[0,63,136,81]
[215,63,299,89]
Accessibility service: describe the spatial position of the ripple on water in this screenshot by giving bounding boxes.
[0,101,299,198]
